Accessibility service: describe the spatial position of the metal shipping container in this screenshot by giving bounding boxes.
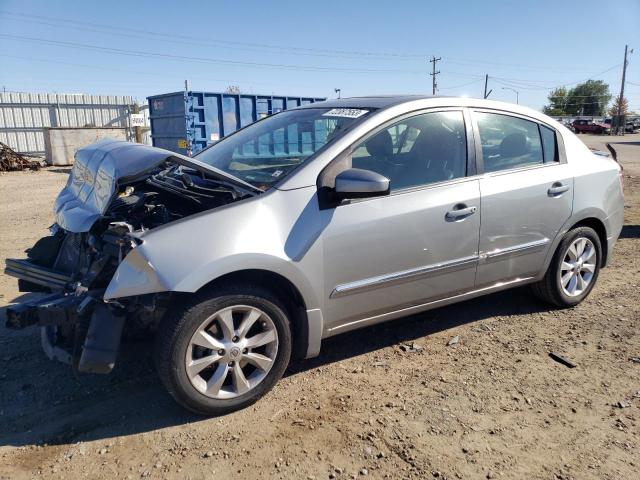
[0,92,134,155]
[147,91,326,155]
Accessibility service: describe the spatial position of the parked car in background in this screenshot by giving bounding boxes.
[561,120,575,132]
[603,117,639,133]
[572,119,610,134]
[5,97,625,415]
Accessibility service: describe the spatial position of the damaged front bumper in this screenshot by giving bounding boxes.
[4,224,171,375]
[5,258,72,291]
[4,226,138,374]
[5,286,125,374]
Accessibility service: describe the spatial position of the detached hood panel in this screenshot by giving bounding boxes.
[54,140,174,232]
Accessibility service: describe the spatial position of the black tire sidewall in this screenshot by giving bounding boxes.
[552,227,602,306]
[159,289,292,415]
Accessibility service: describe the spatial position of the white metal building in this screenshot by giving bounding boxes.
[0,92,135,155]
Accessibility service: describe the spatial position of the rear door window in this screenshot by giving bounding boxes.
[475,112,543,172]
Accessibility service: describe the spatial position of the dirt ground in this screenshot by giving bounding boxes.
[0,134,638,480]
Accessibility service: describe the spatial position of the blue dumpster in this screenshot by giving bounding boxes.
[147,91,326,155]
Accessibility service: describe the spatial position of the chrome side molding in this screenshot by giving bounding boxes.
[482,238,550,262]
[327,276,535,334]
[330,238,550,299]
[330,255,479,298]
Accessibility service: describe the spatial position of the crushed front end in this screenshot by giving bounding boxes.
[4,140,257,373]
[5,223,166,373]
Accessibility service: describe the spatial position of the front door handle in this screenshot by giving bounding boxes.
[446,204,477,221]
[548,182,570,196]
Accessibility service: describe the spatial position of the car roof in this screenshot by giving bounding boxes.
[298,95,551,123]
[298,95,441,110]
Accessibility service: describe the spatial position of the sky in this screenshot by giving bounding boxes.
[0,0,639,112]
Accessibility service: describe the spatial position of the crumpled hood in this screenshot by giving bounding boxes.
[53,140,174,232]
[53,139,260,233]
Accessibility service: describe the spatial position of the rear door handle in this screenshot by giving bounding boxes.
[548,183,570,196]
[446,205,477,221]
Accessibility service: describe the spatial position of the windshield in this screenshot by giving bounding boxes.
[194,107,370,188]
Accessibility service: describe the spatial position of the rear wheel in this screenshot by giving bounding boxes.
[155,285,292,415]
[532,227,601,307]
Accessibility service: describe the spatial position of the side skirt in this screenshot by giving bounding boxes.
[323,276,535,337]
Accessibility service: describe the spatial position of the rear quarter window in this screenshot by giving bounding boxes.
[540,125,559,163]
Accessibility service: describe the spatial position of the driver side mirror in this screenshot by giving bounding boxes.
[334,168,390,199]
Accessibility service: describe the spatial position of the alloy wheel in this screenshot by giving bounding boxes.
[559,237,597,297]
[185,305,279,399]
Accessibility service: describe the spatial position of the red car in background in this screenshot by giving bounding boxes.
[572,119,610,134]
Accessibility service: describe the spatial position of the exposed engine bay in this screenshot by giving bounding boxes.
[4,140,258,373]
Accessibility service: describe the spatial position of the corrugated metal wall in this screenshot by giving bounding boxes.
[0,92,133,154]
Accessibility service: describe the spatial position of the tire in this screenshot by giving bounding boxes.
[155,284,292,415]
[531,226,602,307]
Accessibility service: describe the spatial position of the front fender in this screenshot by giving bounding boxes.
[104,186,324,311]
[104,248,321,309]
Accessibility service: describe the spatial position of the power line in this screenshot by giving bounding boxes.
[445,59,606,74]
[0,11,425,60]
[441,63,621,89]
[0,53,326,93]
[0,10,632,79]
[482,64,623,90]
[438,78,484,90]
[0,33,425,75]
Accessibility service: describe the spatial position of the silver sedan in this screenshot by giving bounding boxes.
[5,96,624,415]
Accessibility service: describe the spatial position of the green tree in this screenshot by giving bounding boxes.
[608,95,629,117]
[543,87,568,116]
[543,80,611,116]
[565,80,611,116]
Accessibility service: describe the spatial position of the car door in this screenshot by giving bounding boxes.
[472,110,573,287]
[319,109,481,333]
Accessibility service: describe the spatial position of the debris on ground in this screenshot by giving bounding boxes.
[0,142,42,172]
[399,342,423,352]
[447,335,460,346]
[549,352,577,368]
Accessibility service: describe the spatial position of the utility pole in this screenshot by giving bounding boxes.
[429,56,441,95]
[334,88,341,99]
[133,102,142,144]
[616,44,630,134]
[483,74,492,99]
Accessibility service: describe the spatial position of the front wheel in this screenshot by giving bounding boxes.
[531,226,602,307]
[155,285,292,415]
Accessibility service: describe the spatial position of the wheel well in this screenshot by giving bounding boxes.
[570,217,608,266]
[198,269,309,359]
